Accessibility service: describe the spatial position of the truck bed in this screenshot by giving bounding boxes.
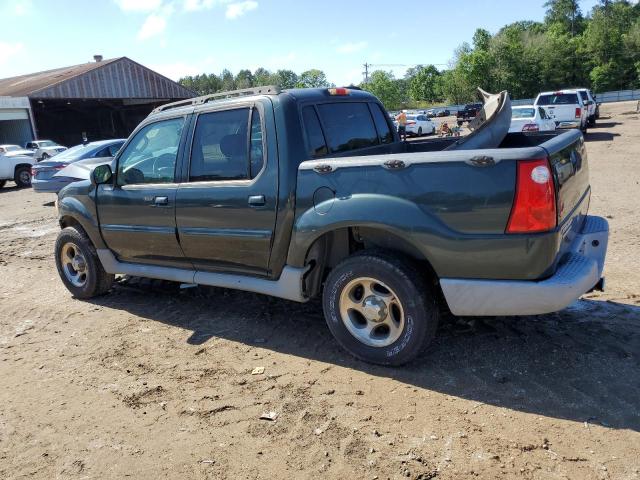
[292,129,589,282]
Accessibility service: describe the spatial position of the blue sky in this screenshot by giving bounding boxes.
[0,0,600,86]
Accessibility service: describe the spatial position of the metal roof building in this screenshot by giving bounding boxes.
[0,56,194,147]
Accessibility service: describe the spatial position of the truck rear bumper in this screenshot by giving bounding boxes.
[440,215,608,316]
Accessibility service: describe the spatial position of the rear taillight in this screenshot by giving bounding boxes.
[406,121,416,125]
[522,123,539,132]
[506,158,557,234]
[31,168,36,176]
[575,107,581,118]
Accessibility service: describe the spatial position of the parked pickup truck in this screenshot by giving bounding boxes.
[456,103,483,125]
[54,86,608,365]
[0,147,35,188]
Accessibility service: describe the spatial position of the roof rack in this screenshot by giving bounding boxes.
[153,85,282,113]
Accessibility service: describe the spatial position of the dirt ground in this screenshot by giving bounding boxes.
[0,102,639,480]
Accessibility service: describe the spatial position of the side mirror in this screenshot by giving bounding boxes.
[92,164,113,185]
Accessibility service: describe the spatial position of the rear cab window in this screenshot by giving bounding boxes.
[537,93,579,105]
[301,101,393,158]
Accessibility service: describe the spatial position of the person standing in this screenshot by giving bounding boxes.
[396,110,407,141]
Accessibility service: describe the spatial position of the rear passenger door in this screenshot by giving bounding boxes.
[175,102,277,275]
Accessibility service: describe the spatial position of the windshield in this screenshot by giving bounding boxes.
[38,140,58,147]
[5,145,21,152]
[406,115,417,120]
[51,143,100,162]
[537,93,578,105]
[512,108,535,119]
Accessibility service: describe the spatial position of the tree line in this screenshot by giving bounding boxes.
[179,0,640,110]
[179,68,332,94]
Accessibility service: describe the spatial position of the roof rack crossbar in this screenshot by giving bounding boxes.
[153,85,281,113]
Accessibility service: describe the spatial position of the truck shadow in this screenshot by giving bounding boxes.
[591,121,621,129]
[585,132,620,142]
[91,281,640,432]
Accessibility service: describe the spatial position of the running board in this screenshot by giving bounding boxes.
[96,249,309,303]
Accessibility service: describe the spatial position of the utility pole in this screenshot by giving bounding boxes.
[362,63,370,83]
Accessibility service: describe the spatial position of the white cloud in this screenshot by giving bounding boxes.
[14,0,33,16]
[137,4,174,40]
[0,42,24,66]
[183,0,223,11]
[138,13,167,39]
[336,41,367,54]
[225,1,257,19]
[115,0,163,12]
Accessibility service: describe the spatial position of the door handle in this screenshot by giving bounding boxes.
[248,195,266,207]
[153,196,169,206]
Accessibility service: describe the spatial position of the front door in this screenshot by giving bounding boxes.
[175,104,278,276]
[97,116,190,268]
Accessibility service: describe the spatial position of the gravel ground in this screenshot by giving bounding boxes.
[0,101,638,480]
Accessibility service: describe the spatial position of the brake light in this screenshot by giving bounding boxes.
[522,123,539,132]
[54,165,66,170]
[406,120,416,125]
[575,107,581,118]
[506,158,556,234]
[31,168,36,176]
[328,88,349,96]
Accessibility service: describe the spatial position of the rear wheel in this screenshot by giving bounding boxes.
[322,251,439,365]
[55,227,114,299]
[588,115,596,127]
[0,180,6,189]
[14,166,31,188]
[418,127,423,136]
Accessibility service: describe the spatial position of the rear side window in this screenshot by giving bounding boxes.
[578,91,588,101]
[302,106,328,158]
[369,103,393,144]
[537,94,579,105]
[316,103,378,154]
[190,108,248,181]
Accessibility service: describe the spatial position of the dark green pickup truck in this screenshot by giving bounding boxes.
[54,86,608,365]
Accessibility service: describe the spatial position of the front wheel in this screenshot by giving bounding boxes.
[55,227,114,299]
[322,252,439,365]
[418,127,423,136]
[41,152,50,160]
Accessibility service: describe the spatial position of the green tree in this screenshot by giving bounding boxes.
[408,65,441,103]
[544,0,584,35]
[253,68,272,86]
[361,70,403,109]
[220,69,236,91]
[235,69,254,89]
[272,69,299,89]
[296,69,330,88]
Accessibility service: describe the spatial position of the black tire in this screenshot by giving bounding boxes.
[41,152,50,160]
[588,115,596,127]
[418,127,423,136]
[322,251,439,366]
[55,227,114,299]
[0,180,6,189]
[14,166,31,188]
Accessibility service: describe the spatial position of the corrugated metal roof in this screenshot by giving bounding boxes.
[0,57,193,99]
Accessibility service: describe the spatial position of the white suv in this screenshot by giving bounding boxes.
[534,90,588,132]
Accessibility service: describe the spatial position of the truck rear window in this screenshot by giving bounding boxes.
[316,103,378,154]
[302,106,329,158]
[537,93,578,105]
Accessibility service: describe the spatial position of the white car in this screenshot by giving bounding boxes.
[573,88,598,126]
[25,140,67,161]
[0,144,35,158]
[405,114,436,136]
[0,148,36,188]
[509,106,556,133]
[533,90,588,132]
